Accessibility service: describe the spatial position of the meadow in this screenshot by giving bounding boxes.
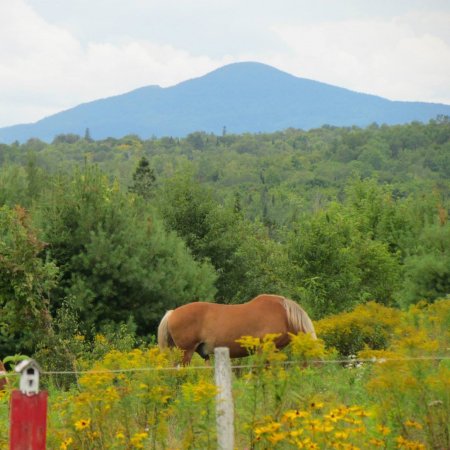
[0,299,448,449]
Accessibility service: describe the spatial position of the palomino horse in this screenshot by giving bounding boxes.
[157,294,316,365]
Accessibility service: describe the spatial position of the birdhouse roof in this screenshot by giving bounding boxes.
[14,359,42,374]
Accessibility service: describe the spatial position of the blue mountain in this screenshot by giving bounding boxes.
[1,62,450,143]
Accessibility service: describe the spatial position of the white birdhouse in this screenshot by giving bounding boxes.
[15,359,41,395]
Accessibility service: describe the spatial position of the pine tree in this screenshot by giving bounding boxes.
[129,157,156,200]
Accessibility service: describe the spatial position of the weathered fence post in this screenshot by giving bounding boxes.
[10,359,47,450]
[214,347,234,450]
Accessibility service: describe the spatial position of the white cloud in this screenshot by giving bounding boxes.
[270,13,450,104]
[0,0,230,126]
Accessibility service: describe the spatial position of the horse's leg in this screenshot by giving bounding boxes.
[181,348,195,365]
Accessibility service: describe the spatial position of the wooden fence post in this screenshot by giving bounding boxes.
[214,347,234,450]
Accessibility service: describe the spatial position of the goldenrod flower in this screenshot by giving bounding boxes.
[235,335,261,352]
[130,432,148,449]
[94,334,107,344]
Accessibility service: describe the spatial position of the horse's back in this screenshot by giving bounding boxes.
[167,298,285,343]
[248,294,285,306]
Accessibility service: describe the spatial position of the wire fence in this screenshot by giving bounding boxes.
[2,354,448,377]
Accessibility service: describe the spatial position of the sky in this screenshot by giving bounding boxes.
[1,0,450,128]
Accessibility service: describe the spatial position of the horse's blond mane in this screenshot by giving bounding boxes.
[157,310,173,349]
[282,297,317,339]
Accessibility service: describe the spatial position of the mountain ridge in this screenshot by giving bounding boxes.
[1,61,449,143]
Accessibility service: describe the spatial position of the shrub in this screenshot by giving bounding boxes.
[315,301,401,356]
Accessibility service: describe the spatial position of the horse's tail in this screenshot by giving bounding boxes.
[157,310,174,349]
[282,297,317,339]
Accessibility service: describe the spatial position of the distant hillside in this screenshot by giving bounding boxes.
[1,62,450,143]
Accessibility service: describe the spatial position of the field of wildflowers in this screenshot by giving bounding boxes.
[0,299,448,449]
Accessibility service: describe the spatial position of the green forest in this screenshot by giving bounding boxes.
[1,117,449,367]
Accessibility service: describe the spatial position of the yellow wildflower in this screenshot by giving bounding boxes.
[343,417,362,425]
[74,418,91,431]
[377,424,391,436]
[236,335,261,352]
[353,408,371,417]
[305,419,325,433]
[325,410,344,422]
[268,432,287,444]
[404,419,423,429]
[94,334,107,344]
[309,401,324,409]
[282,409,310,421]
[395,435,426,449]
[350,426,366,435]
[255,421,281,435]
[289,332,326,360]
[130,432,148,449]
[60,437,73,450]
[318,422,334,433]
[335,431,349,439]
[289,429,304,437]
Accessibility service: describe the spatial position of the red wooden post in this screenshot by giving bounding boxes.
[9,391,48,450]
[9,359,47,450]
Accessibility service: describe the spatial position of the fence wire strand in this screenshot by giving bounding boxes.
[2,354,448,377]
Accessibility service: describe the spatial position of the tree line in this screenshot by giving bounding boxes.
[0,119,449,360]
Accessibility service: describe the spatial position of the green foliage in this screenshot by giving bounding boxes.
[286,210,360,316]
[0,205,58,355]
[128,156,156,200]
[33,167,216,336]
[402,221,450,306]
[156,172,288,302]
[0,120,449,355]
[286,205,400,317]
[0,165,29,207]
[2,354,30,370]
[52,133,81,144]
